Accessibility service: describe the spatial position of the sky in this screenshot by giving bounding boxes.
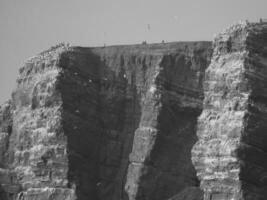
[0,0,267,104]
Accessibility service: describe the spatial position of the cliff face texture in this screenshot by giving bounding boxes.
[192,22,267,200]
[0,42,211,200]
[0,21,266,200]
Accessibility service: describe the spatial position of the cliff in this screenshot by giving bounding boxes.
[192,22,267,200]
[0,42,211,200]
[0,21,266,200]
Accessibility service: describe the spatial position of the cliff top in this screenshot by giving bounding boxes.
[77,41,212,56]
[32,41,212,62]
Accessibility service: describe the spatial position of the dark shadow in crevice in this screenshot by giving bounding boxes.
[59,48,142,200]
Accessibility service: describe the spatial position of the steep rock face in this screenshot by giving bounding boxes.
[1,22,267,200]
[10,44,75,200]
[0,100,14,200]
[168,187,203,200]
[124,44,211,200]
[0,42,211,200]
[192,22,267,200]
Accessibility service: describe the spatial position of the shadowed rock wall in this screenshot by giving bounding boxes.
[0,42,212,200]
[125,44,211,200]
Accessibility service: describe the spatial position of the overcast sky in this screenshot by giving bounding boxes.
[0,0,267,104]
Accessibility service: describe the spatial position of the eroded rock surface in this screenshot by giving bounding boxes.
[123,43,211,200]
[192,22,267,200]
[0,42,211,200]
[1,21,266,200]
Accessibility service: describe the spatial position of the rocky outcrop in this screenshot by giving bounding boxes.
[192,22,267,200]
[1,21,267,200]
[0,42,211,200]
[124,43,211,200]
[10,44,75,200]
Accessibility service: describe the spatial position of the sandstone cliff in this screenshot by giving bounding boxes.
[192,22,267,200]
[0,21,266,200]
[0,42,211,200]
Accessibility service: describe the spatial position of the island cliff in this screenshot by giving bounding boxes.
[192,22,267,200]
[0,21,266,200]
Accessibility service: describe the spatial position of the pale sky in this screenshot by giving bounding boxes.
[1,0,267,104]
